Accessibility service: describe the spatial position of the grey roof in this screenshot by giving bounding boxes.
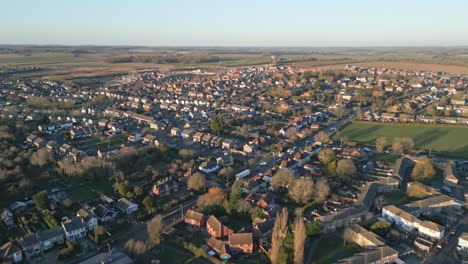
[62,217,86,232]
[79,250,133,264]
[38,227,64,241]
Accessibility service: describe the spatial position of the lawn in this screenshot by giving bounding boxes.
[310,236,361,264]
[371,153,400,163]
[380,191,413,205]
[334,122,468,159]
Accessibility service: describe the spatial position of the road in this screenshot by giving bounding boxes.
[425,214,468,264]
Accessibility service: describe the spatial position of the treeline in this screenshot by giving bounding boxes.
[110,54,222,64]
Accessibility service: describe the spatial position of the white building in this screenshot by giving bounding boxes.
[62,218,87,242]
[458,233,468,252]
[382,205,445,241]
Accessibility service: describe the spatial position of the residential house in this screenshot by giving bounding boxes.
[199,160,220,174]
[91,204,118,222]
[457,233,468,252]
[116,198,139,215]
[222,139,235,149]
[228,233,254,254]
[402,194,462,216]
[0,208,14,227]
[206,215,233,238]
[444,161,459,186]
[207,237,231,261]
[152,178,179,197]
[0,242,22,263]
[184,210,206,229]
[37,227,65,251]
[382,205,445,241]
[337,246,399,264]
[76,208,99,231]
[347,224,385,249]
[19,234,41,256]
[170,127,180,137]
[193,132,204,143]
[62,217,88,242]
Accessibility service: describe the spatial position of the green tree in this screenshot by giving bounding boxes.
[142,196,154,213]
[33,192,50,211]
[305,221,323,236]
[411,158,435,183]
[210,113,225,135]
[133,186,143,197]
[318,148,336,165]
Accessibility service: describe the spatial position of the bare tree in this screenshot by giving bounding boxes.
[289,178,314,204]
[30,148,52,167]
[314,131,330,144]
[336,159,357,182]
[314,178,330,203]
[271,208,289,264]
[271,168,295,188]
[218,167,234,181]
[147,215,164,246]
[343,227,355,246]
[375,137,387,152]
[294,210,306,264]
[318,148,336,165]
[197,187,226,210]
[187,172,206,192]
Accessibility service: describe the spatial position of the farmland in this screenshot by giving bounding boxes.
[334,121,468,159]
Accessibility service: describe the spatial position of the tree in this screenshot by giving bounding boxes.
[142,196,154,213]
[218,167,234,181]
[237,199,252,214]
[94,226,106,244]
[271,208,289,264]
[305,221,323,236]
[343,227,355,246]
[370,221,390,237]
[287,127,299,143]
[224,180,242,214]
[134,186,143,197]
[314,178,330,203]
[375,137,387,152]
[33,192,50,211]
[30,148,52,167]
[392,137,414,154]
[271,168,295,188]
[407,183,430,198]
[318,148,336,165]
[179,148,196,160]
[336,159,357,182]
[147,215,164,246]
[314,131,330,144]
[210,113,225,135]
[62,198,73,208]
[197,187,226,210]
[293,211,306,264]
[289,178,314,204]
[124,239,148,256]
[187,172,206,192]
[411,158,435,183]
[114,181,128,196]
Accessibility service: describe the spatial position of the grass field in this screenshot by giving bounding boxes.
[311,236,361,264]
[334,122,468,159]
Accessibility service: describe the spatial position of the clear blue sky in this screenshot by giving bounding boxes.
[1,0,467,46]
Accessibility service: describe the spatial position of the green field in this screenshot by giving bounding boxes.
[334,122,468,159]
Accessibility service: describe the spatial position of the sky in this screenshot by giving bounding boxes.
[1,0,467,47]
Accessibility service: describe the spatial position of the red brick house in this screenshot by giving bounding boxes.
[184,210,205,228]
[229,233,254,254]
[206,215,233,238]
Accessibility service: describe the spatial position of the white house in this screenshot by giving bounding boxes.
[458,233,468,252]
[382,205,445,241]
[62,217,87,242]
